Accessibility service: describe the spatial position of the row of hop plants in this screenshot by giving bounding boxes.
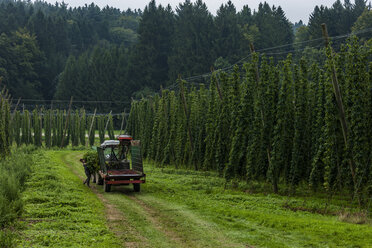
[11,109,116,148]
[0,88,11,158]
[127,37,372,203]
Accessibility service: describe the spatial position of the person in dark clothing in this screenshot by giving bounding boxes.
[80,159,91,187]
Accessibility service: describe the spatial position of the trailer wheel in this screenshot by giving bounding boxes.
[104,181,111,192]
[97,173,103,185]
[133,183,140,192]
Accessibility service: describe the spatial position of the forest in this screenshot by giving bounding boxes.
[0,0,371,112]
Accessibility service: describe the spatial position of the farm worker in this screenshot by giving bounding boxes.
[80,158,92,187]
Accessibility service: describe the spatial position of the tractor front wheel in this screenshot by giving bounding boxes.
[133,183,140,192]
[104,181,111,192]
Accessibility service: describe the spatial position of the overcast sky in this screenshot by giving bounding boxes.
[44,0,337,23]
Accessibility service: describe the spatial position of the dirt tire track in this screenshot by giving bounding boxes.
[61,153,147,248]
[126,194,186,246]
[127,195,248,248]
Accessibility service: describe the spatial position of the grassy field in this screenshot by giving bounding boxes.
[16,150,121,247]
[16,149,372,247]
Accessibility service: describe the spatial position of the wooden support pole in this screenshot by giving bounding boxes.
[60,96,73,147]
[87,108,97,147]
[104,110,112,136]
[321,23,356,184]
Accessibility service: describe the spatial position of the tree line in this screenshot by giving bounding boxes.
[127,37,372,203]
[0,0,140,102]
[0,0,370,112]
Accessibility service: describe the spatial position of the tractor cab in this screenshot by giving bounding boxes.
[100,140,128,169]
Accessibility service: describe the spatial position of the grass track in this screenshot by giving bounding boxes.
[18,149,372,247]
[17,150,121,247]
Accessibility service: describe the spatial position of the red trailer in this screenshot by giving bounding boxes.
[96,135,145,192]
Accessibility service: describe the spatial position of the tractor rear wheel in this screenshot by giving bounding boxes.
[104,181,111,192]
[133,183,140,192]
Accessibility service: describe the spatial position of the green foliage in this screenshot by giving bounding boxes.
[352,9,372,42]
[97,115,105,144]
[79,109,86,146]
[44,109,52,148]
[88,115,96,147]
[32,108,42,147]
[107,113,115,140]
[0,146,34,228]
[83,150,99,173]
[13,110,21,146]
[128,38,372,203]
[0,0,369,113]
[71,110,80,147]
[0,92,10,157]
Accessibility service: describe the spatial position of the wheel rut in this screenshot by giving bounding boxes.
[61,152,245,248]
[126,194,186,246]
[61,152,147,248]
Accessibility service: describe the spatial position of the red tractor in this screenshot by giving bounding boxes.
[96,135,145,192]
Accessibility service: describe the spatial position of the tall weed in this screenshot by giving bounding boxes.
[0,146,35,247]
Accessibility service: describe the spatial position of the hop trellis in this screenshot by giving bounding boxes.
[127,37,372,201]
[10,109,118,148]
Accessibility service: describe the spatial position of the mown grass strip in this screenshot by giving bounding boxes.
[139,165,372,248]
[17,150,121,248]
